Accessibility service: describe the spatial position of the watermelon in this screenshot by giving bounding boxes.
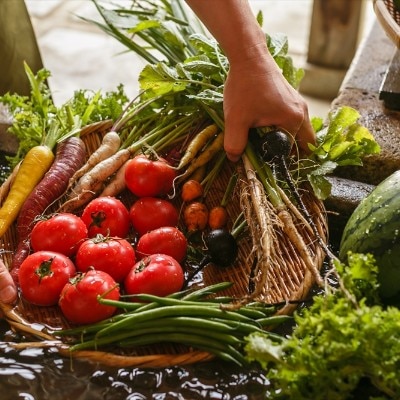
[339,170,400,301]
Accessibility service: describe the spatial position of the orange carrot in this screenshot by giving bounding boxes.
[181,179,204,203]
[183,201,209,232]
[208,205,228,230]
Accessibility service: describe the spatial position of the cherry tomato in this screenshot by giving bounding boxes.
[75,235,136,283]
[136,227,188,263]
[124,253,184,298]
[30,213,88,257]
[18,251,76,306]
[81,196,130,238]
[59,269,120,325]
[124,154,176,198]
[129,197,179,236]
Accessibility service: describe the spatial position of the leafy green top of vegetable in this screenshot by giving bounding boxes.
[245,253,400,399]
[0,65,129,168]
[88,0,304,126]
[0,63,56,164]
[88,0,380,200]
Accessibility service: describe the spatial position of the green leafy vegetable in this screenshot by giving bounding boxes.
[245,253,400,399]
[302,106,381,199]
[0,67,129,169]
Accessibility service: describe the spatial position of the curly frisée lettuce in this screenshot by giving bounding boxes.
[244,253,400,399]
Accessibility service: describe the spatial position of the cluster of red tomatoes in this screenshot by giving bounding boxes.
[18,155,188,325]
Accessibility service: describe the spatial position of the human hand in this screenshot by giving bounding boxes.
[0,259,17,309]
[222,48,316,162]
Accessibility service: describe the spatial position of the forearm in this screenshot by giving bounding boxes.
[185,0,270,64]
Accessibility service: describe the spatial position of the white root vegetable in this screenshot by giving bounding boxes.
[242,155,274,298]
[99,159,129,197]
[67,130,121,189]
[59,148,131,213]
[235,154,324,312]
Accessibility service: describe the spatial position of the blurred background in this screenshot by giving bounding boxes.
[24,0,376,118]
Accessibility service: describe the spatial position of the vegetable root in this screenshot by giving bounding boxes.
[238,153,325,312]
[183,201,209,232]
[59,148,131,213]
[0,161,21,206]
[67,130,120,189]
[179,131,225,180]
[208,206,228,230]
[176,123,218,170]
[0,145,55,238]
[99,159,129,197]
[181,179,204,202]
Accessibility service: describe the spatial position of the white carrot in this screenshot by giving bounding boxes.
[59,148,131,213]
[67,130,121,189]
[99,159,129,197]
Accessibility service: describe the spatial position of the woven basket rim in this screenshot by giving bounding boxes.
[374,0,400,48]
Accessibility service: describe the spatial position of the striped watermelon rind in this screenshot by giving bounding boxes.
[339,170,400,299]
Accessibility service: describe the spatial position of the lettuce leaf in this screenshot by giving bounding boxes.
[244,253,400,399]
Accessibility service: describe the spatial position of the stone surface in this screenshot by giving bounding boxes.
[330,21,400,186]
[324,176,376,246]
[379,48,400,110]
[325,176,375,216]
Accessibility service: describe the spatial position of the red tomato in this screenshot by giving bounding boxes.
[75,235,136,283]
[136,227,188,263]
[129,197,179,236]
[18,251,76,306]
[81,196,130,238]
[124,154,176,198]
[124,254,184,298]
[30,213,88,257]
[59,269,120,325]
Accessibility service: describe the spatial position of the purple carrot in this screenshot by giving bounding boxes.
[11,136,86,281]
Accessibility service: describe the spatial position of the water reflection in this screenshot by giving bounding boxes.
[0,334,269,400]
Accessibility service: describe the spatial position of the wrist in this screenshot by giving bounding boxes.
[227,41,276,74]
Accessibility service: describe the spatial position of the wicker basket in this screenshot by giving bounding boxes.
[0,120,328,368]
[374,0,400,48]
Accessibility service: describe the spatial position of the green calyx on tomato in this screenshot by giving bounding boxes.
[90,233,112,243]
[89,210,107,228]
[34,257,55,282]
[135,257,151,273]
[81,196,130,239]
